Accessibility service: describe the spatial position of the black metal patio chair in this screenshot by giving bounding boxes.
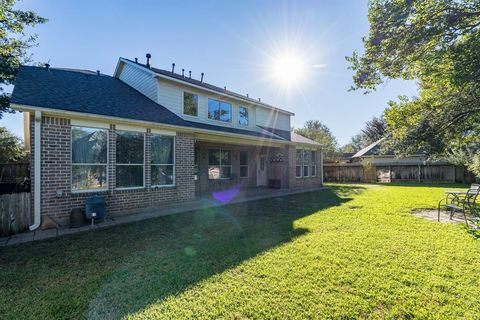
[438,184,480,228]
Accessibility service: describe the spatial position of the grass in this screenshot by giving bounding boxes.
[1,184,480,319]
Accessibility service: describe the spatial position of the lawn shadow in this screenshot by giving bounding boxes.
[0,186,363,319]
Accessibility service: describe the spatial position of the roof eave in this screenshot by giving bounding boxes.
[117,57,295,116]
[11,103,292,146]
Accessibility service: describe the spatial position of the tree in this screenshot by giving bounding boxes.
[294,120,339,160]
[347,0,480,176]
[1,0,47,118]
[340,115,386,154]
[0,127,25,162]
[361,115,386,145]
[340,134,364,154]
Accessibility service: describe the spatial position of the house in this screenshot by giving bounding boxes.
[324,138,474,183]
[10,55,323,228]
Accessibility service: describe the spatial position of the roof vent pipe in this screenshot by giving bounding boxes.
[201,72,204,82]
[224,86,227,90]
[171,63,175,73]
[258,98,261,102]
[146,53,151,68]
[182,69,185,77]
[189,70,191,79]
[96,70,100,76]
[246,94,249,98]
[134,58,138,63]
[45,63,50,71]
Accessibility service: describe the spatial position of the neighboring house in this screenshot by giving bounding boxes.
[324,138,474,183]
[348,138,434,165]
[10,56,322,228]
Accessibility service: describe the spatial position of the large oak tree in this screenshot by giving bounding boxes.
[348,0,480,175]
[1,0,46,118]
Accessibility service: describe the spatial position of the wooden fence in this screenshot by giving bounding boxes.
[0,192,31,236]
[0,162,29,184]
[324,163,476,184]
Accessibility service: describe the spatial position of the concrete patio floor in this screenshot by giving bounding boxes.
[0,186,326,247]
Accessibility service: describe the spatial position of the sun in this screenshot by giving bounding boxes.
[270,52,307,87]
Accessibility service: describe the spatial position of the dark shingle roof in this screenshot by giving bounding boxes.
[290,132,321,146]
[11,66,285,141]
[352,138,389,158]
[120,58,294,115]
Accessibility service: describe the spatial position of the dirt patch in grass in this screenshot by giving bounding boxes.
[411,209,466,224]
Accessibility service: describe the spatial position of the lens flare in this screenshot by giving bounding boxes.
[270,52,307,87]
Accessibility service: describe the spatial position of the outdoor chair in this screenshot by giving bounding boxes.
[438,184,480,228]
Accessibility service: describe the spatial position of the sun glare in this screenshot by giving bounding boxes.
[270,52,307,87]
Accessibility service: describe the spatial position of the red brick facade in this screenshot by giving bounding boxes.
[31,116,195,225]
[31,115,321,226]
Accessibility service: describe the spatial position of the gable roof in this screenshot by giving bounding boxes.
[10,66,285,141]
[117,58,295,116]
[352,138,425,158]
[290,132,321,146]
[352,138,387,158]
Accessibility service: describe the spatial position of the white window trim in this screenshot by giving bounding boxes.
[295,148,303,178]
[207,98,233,123]
[303,149,310,178]
[115,130,146,190]
[151,134,176,187]
[311,150,317,177]
[70,125,109,193]
[182,91,199,117]
[208,148,233,180]
[239,150,249,178]
[238,105,249,127]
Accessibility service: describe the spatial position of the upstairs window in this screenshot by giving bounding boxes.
[116,130,144,188]
[238,106,249,126]
[239,150,249,178]
[151,134,175,186]
[295,149,303,178]
[183,92,198,116]
[208,149,232,179]
[208,98,232,122]
[71,126,108,191]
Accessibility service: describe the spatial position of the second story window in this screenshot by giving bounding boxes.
[238,106,249,126]
[183,92,198,116]
[208,98,232,122]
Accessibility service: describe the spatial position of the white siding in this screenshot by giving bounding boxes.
[117,63,157,101]
[255,107,291,131]
[157,78,261,131]
[116,61,291,134]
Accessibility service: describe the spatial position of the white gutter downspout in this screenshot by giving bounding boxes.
[29,111,41,231]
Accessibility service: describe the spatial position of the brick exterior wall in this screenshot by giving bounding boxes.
[287,145,323,190]
[31,115,321,226]
[31,115,195,226]
[195,142,322,194]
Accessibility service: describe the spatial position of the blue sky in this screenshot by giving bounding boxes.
[2,0,417,145]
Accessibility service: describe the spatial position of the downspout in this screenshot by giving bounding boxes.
[29,111,41,231]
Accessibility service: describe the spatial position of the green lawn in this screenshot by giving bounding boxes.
[1,184,479,319]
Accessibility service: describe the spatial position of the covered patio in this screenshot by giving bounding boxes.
[194,133,290,197]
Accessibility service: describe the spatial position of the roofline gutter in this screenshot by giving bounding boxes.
[11,103,296,147]
[30,110,41,231]
[116,58,295,116]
